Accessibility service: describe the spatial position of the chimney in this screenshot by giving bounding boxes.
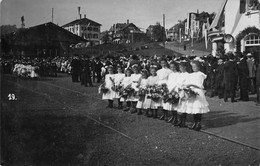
[127,19,129,24]
[80,14,82,19]
[84,14,86,18]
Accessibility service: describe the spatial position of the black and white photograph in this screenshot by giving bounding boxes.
[1,0,260,165]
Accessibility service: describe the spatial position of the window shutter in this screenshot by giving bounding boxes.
[240,0,246,13]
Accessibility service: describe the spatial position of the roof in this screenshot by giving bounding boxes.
[6,22,87,46]
[62,18,102,27]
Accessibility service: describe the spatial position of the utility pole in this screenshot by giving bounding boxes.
[52,8,54,23]
[163,14,165,48]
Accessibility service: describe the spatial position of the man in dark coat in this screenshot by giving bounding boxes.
[214,58,225,99]
[256,64,260,106]
[71,56,81,82]
[223,54,238,102]
[80,59,86,85]
[237,53,249,101]
[85,58,93,86]
[91,59,97,83]
[95,58,103,83]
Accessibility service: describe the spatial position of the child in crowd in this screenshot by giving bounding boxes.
[136,69,149,115]
[129,64,142,113]
[114,66,125,109]
[156,58,173,121]
[181,61,210,131]
[164,61,180,124]
[102,65,116,108]
[176,62,191,127]
[145,65,159,118]
[122,68,133,111]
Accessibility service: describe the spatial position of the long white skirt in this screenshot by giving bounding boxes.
[163,102,178,111]
[102,89,116,100]
[177,88,210,114]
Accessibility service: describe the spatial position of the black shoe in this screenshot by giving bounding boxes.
[167,116,174,123]
[123,107,130,112]
[153,110,157,119]
[144,109,149,116]
[194,123,202,131]
[172,117,178,126]
[189,122,197,130]
[130,108,137,114]
[137,109,142,115]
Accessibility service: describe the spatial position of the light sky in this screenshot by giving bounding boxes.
[1,0,222,31]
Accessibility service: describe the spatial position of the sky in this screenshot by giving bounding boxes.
[0,0,223,31]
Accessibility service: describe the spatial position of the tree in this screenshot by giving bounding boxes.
[101,31,110,44]
[0,25,18,36]
[152,22,166,42]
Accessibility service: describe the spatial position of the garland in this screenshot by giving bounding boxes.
[235,26,260,53]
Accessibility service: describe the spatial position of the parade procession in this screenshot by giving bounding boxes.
[1,0,260,165]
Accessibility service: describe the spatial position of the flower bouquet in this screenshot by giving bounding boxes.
[147,85,162,102]
[119,85,135,99]
[137,86,147,101]
[112,84,123,93]
[98,83,109,94]
[179,86,199,101]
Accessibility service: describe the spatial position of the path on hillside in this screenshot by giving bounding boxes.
[163,42,211,57]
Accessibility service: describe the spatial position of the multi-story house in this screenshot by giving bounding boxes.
[208,0,260,56]
[185,12,200,39]
[109,20,142,44]
[62,16,102,46]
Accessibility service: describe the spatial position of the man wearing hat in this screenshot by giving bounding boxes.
[223,53,238,102]
[247,53,257,94]
[237,53,249,101]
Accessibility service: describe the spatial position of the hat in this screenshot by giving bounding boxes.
[132,64,139,68]
[246,53,252,57]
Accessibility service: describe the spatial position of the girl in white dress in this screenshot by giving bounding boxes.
[102,65,116,108]
[114,66,125,109]
[129,64,142,113]
[121,68,133,111]
[136,69,149,115]
[145,66,159,118]
[157,58,173,121]
[164,61,180,124]
[176,62,191,127]
[181,61,210,131]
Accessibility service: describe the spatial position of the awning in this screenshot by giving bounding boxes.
[209,0,228,31]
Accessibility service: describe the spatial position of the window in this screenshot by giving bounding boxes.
[93,27,99,32]
[245,34,260,46]
[88,34,92,38]
[88,27,93,31]
[240,0,260,13]
[93,34,98,39]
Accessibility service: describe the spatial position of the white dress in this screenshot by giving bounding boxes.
[120,76,132,102]
[114,73,125,99]
[163,72,180,111]
[130,73,142,102]
[177,71,210,114]
[136,78,149,109]
[102,74,116,100]
[144,75,159,109]
[156,68,172,107]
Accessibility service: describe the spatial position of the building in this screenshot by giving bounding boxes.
[146,23,165,42]
[208,0,260,56]
[185,12,200,39]
[2,22,87,57]
[62,17,101,46]
[109,20,142,44]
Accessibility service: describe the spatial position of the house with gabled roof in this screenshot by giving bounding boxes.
[109,20,142,44]
[62,16,102,46]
